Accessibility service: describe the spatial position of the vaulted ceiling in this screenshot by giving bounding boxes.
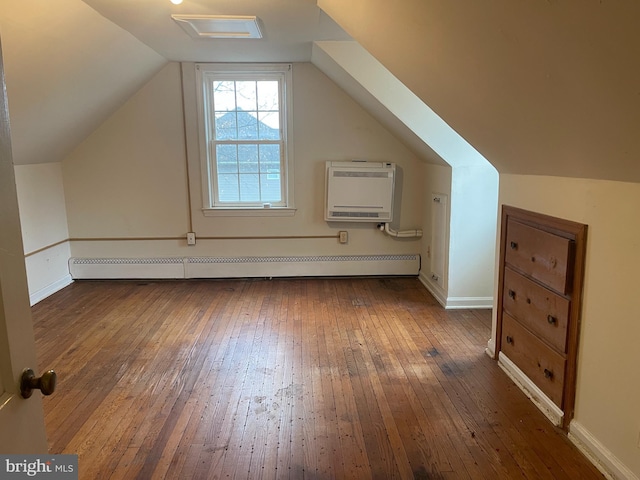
[0,0,350,165]
[2,0,639,182]
[82,0,350,63]
[0,0,166,165]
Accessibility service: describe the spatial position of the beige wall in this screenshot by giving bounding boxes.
[63,62,190,241]
[15,164,69,253]
[63,61,424,260]
[498,174,640,477]
[14,163,71,303]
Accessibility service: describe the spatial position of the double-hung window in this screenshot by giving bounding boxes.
[196,63,294,215]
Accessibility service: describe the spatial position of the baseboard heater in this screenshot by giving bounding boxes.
[69,254,420,279]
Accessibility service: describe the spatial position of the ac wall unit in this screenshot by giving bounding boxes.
[325,161,395,222]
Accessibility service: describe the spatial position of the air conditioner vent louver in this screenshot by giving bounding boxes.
[330,211,381,218]
[325,161,395,223]
[333,171,389,178]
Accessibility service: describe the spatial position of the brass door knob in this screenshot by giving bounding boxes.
[20,368,57,399]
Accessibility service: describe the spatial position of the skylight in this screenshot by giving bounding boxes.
[171,15,263,39]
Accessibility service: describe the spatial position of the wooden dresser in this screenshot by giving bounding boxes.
[495,206,587,429]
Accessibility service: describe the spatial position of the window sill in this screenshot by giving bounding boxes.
[202,207,297,218]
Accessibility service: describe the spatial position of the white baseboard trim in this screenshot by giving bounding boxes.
[444,296,493,309]
[485,338,496,358]
[418,271,447,307]
[418,272,493,309]
[498,352,564,427]
[69,255,421,280]
[569,421,639,480]
[29,274,73,306]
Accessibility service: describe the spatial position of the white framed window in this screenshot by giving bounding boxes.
[196,63,295,216]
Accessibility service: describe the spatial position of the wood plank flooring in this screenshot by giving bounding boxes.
[31,277,604,479]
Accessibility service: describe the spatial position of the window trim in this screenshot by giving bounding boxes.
[195,63,295,216]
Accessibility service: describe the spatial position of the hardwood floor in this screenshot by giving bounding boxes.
[32,277,604,479]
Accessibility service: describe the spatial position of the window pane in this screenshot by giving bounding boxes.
[258,112,280,140]
[201,66,289,208]
[215,112,237,140]
[237,112,258,139]
[238,144,258,173]
[257,81,279,111]
[213,81,236,111]
[216,144,238,173]
[218,174,240,202]
[236,81,257,111]
[261,174,282,202]
[259,144,280,173]
[239,174,260,201]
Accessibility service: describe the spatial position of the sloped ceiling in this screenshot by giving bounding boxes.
[318,0,640,182]
[0,0,167,165]
[6,0,639,180]
[310,42,443,168]
[82,0,350,63]
[0,0,352,166]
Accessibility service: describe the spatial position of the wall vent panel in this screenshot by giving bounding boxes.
[325,161,395,222]
[430,193,447,288]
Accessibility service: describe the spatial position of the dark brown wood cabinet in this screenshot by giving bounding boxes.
[495,206,587,429]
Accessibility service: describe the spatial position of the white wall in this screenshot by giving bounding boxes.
[447,164,499,305]
[63,61,424,264]
[421,164,452,300]
[420,162,498,309]
[14,163,72,304]
[498,174,640,479]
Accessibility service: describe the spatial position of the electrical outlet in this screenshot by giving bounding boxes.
[339,231,348,244]
[187,232,196,246]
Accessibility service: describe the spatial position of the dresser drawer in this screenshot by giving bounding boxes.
[502,266,570,352]
[501,313,566,407]
[505,219,574,294]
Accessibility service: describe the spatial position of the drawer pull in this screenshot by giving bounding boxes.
[510,241,518,250]
[506,336,513,344]
[544,368,553,379]
[508,289,516,299]
[547,315,557,325]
